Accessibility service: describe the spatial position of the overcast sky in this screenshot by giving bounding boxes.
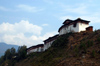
[0,0,100,47]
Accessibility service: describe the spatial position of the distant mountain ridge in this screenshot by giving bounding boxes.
[0,42,19,57]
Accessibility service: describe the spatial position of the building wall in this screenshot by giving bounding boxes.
[59,23,79,35]
[27,48,38,54]
[59,23,89,35]
[27,46,44,54]
[78,23,89,32]
[66,23,79,32]
[44,42,51,51]
[38,47,44,52]
[44,40,54,51]
[59,27,66,35]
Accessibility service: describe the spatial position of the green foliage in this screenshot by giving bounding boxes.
[10,47,16,56]
[3,47,16,61]
[17,45,27,60]
[30,33,73,66]
[4,49,11,60]
[0,56,4,64]
[0,45,27,66]
[79,40,93,53]
[52,32,72,48]
[87,40,93,47]
[30,33,71,66]
[80,42,86,49]
[0,48,16,66]
[74,46,79,53]
[2,60,13,66]
[74,45,79,57]
[80,42,87,53]
[94,29,98,34]
[91,50,96,58]
[31,48,66,66]
[97,37,100,43]
[1,30,99,66]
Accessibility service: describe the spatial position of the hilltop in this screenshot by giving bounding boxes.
[13,30,100,66]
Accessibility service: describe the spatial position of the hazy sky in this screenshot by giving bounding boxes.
[0,0,100,47]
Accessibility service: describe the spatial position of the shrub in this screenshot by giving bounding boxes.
[87,40,93,47]
[80,42,87,53]
[91,50,96,58]
[52,32,72,48]
[97,37,100,43]
[80,42,86,49]
[74,45,79,57]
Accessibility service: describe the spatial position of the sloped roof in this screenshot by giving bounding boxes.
[74,18,90,23]
[58,18,90,32]
[63,19,73,24]
[27,44,44,50]
[43,34,59,43]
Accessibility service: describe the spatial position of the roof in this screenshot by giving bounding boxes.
[27,44,44,50]
[63,19,73,24]
[58,18,90,32]
[43,34,59,43]
[74,18,90,23]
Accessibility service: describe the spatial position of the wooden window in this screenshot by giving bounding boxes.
[73,23,77,27]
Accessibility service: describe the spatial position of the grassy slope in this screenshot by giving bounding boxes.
[15,30,100,66]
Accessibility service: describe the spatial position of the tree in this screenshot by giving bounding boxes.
[10,47,16,56]
[17,45,27,60]
[0,56,4,64]
[4,49,11,60]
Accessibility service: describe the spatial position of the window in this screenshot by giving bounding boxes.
[73,23,77,27]
[65,28,66,30]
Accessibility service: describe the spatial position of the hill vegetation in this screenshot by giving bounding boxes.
[0,42,18,57]
[1,30,100,66]
[0,45,27,66]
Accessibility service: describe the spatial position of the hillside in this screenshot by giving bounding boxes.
[1,30,100,66]
[0,42,18,57]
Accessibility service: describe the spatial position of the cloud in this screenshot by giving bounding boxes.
[80,15,100,23]
[39,31,58,40]
[42,24,49,26]
[60,16,76,21]
[60,14,100,24]
[62,3,88,15]
[0,20,57,47]
[0,6,10,11]
[17,4,44,12]
[66,6,87,14]
[0,5,44,12]
[59,2,100,24]
[0,20,42,35]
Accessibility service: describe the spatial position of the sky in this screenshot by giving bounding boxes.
[0,0,100,47]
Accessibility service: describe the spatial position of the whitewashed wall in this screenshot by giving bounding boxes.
[27,46,44,54]
[27,48,38,54]
[37,47,44,52]
[59,23,89,35]
[44,40,54,51]
[78,23,89,32]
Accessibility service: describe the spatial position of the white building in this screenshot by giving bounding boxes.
[27,18,93,54]
[27,35,59,54]
[43,34,59,51]
[58,18,91,35]
[27,44,44,54]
